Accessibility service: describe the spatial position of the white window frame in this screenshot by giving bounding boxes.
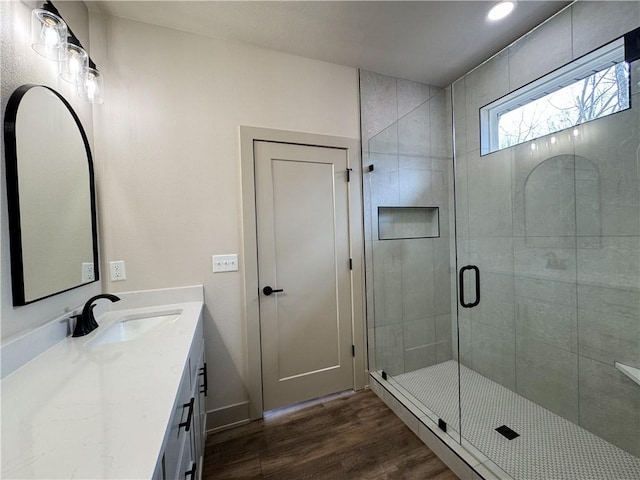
[480,38,628,155]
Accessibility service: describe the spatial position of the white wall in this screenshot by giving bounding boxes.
[89,13,360,421]
[1,1,102,341]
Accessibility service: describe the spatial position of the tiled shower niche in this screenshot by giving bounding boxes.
[378,206,440,240]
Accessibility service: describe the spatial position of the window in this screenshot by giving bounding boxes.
[480,38,630,155]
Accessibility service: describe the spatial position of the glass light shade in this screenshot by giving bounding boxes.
[31,9,68,61]
[78,67,104,104]
[59,44,88,84]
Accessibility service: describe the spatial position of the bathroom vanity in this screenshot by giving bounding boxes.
[1,287,206,479]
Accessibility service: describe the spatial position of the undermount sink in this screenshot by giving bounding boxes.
[88,309,182,346]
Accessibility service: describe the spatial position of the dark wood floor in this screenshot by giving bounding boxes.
[203,389,459,479]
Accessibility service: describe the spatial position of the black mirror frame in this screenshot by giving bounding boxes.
[4,84,100,306]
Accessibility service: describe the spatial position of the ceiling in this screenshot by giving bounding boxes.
[88,1,572,87]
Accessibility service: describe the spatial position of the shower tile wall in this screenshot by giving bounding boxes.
[453,2,640,457]
[360,70,453,376]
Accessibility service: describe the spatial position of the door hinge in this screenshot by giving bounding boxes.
[349,258,353,270]
[346,168,352,182]
[351,345,355,357]
[367,164,374,172]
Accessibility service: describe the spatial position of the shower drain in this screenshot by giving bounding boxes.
[495,425,520,440]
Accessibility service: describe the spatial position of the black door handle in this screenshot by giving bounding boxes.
[263,286,284,296]
[459,265,480,308]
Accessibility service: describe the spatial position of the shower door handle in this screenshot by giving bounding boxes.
[459,265,480,308]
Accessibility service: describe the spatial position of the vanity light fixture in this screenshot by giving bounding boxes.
[31,8,67,61]
[78,67,104,104]
[487,1,516,21]
[31,1,104,104]
[59,42,88,85]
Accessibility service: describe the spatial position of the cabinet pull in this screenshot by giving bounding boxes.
[179,397,194,432]
[185,461,196,479]
[199,363,208,397]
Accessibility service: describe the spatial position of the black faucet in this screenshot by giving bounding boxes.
[72,294,121,337]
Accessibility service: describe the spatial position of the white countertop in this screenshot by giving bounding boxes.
[1,300,203,479]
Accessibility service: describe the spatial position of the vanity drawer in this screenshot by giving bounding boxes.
[163,365,192,479]
[188,319,204,390]
[180,434,196,480]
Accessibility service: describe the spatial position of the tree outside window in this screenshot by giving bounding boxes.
[498,62,630,149]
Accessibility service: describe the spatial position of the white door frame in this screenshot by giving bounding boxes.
[240,126,366,420]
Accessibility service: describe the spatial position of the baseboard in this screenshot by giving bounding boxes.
[206,401,250,433]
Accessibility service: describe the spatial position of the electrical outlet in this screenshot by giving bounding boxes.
[81,262,95,282]
[109,260,126,281]
[212,254,239,273]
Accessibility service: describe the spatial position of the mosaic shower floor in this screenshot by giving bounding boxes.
[394,360,640,480]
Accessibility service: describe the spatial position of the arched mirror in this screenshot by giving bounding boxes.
[4,84,98,306]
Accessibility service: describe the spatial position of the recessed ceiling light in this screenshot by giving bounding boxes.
[487,1,516,21]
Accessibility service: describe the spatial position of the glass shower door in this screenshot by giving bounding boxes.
[452,41,640,479]
[366,93,461,442]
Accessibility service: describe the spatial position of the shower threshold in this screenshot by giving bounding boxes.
[372,360,640,480]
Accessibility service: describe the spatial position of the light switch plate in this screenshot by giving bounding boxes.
[212,254,238,273]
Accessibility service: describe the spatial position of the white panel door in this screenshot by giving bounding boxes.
[255,140,353,411]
